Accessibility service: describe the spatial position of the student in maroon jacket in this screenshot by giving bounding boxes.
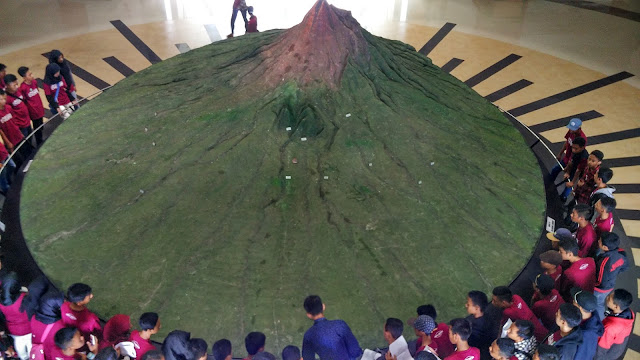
[597,289,634,360]
[444,318,479,360]
[60,283,102,341]
[561,136,588,201]
[414,304,455,358]
[0,273,32,360]
[130,312,161,359]
[17,67,45,146]
[570,204,597,258]
[246,7,258,33]
[531,274,564,332]
[51,327,99,360]
[557,238,596,302]
[594,232,629,320]
[0,89,31,167]
[491,286,548,342]
[594,197,616,238]
[538,250,563,289]
[3,74,32,137]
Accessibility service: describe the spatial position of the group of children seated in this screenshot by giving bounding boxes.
[0,51,78,195]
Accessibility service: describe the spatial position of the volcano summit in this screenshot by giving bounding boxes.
[21,0,544,350]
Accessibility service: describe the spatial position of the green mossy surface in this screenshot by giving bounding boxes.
[21,29,544,351]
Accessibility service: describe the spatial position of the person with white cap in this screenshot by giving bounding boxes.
[549,118,587,182]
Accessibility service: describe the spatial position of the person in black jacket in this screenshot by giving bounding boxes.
[48,50,78,108]
[595,232,629,319]
[546,304,582,360]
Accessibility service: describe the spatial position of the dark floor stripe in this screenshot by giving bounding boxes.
[41,52,111,90]
[545,0,640,22]
[103,56,135,77]
[175,43,191,54]
[583,128,640,146]
[418,22,456,56]
[508,72,634,117]
[440,58,464,73]
[464,54,522,88]
[612,184,640,194]
[528,110,603,133]
[617,209,640,221]
[485,79,533,102]
[204,24,222,42]
[110,20,162,64]
[605,156,640,168]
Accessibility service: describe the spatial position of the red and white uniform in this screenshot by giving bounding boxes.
[5,91,31,128]
[19,80,45,120]
[0,105,25,146]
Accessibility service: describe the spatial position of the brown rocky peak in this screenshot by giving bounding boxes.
[245,0,370,90]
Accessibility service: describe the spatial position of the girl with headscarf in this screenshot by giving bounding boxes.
[22,277,65,360]
[163,330,195,360]
[0,272,32,360]
[43,63,74,118]
[48,50,78,106]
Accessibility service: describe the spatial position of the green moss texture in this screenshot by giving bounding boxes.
[21,24,544,351]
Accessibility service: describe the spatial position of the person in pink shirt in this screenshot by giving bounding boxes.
[60,284,102,341]
[51,327,99,360]
[130,312,160,359]
[571,204,598,258]
[17,66,45,146]
[444,318,479,360]
[100,314,130,350]
[0,273,32,360]
[0,89,32,167]
[413,304,454,358]
[594,197,615,238]
[491,286,548,342]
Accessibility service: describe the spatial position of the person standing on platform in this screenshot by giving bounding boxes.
[17,66,45,146]
[227,0,249,38]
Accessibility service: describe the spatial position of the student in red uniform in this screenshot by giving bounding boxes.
[546,304,582,360]
[28,288,65,360]
[570,204,597,257]
[573,150,603,204]
[3,74,33,138]
[531,274,564,332]
[594,232,628,320]
[0,89,31,167]
[43,63,74,118]
[557,238,596,301]
[561,137,588,201]
[48,50,78,108]
[491,286,548,342]
[597,289,634,360]
[464,291,496,360]
[415,305,455,358]
[411,315,437,355]
[130,312,160,359]
[0,273,32,360]
[538,250,563,288]
[17,67,45,146]
[0,64,7,90]
[51,327,99,360]
[444,318,479,360]
[488,338,516,360]
[246,7,258,33]
[212,339,232,360]
[227,0,249,38]
[550,118,587,181]
[594,197,615,237]
[60,283,101,341]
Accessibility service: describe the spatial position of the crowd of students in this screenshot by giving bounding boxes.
[0,51,78,195]
[0,41,635,360]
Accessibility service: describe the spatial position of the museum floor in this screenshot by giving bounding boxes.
[0,0,639,357]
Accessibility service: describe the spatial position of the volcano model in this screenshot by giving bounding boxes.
[21,0,544,350]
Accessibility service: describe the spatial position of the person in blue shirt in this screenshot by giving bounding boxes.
[302,295,362,360]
